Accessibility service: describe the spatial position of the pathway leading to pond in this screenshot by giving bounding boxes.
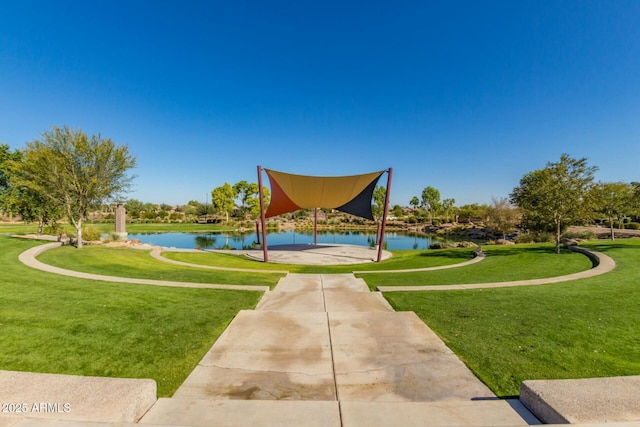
[138,273,539,427]
[5,240,624,426]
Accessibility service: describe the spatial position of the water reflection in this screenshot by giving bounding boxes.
[126,230,449,251]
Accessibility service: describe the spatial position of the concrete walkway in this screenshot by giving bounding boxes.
[7,240,635,426]
[377,246,616,292]
[138,273,540,426]
[18,242,269,292]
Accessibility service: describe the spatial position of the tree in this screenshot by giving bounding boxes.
[372,186,386,220]
[510,154,597,253]
[0,144,23,217]
[457,203,489,223]
[247,186,269,220]
[592,182,635,240]
[124,199,145,219]
[441,198,456,223]
[421,186,441,223]
[12,126,136,248]
[391,204,404,218]
[211,182,235,223]
[486,197,521,241]
[409,196,420,210]
[233,180,259,218]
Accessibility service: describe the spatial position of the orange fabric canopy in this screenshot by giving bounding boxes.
[264,169,384,220]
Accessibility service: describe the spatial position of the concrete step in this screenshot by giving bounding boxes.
[329,311,496,402]
[520,375,640,424]
[274,273,369,292]
[137,398,538,427]
[0,370,156,424]
[255,290,326,311]
[340,399,539,426]
[140,398,341,427]
[172,310,336,401]
[324,291,393,312]
[256,290,393,312]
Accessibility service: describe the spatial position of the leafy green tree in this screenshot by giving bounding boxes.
[11,126,136,248]
[211,182,235,223]
[247,186,269,220]
[409,196,420,210]
[441,198,456,223]
[592,182,636,240]
[0,144,23,216]
[391,204,404,218]
[372,186,386,220]
[510,154,597,253]
[124,199,145,219]
[233,180,260,218]
[457,203,488,223]
[421,186,441,223]
[486,197,521,241]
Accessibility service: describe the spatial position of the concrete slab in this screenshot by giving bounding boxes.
[324,291,394,312]
[340,399,539,427]
[255,291,326,312]
[328,312,495,401]
[245,243,392,265]
[140,398,341,427]
[274,274,323,291]
[173,311,336,400]
[520,376,640,424]
[0,370,156,423]
[320,274,370,292]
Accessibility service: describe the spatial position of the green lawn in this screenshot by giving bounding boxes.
[163,247,475,274]
[360,243,593,288]
[0,223,38,234]
[385,239,640,397]
[37,245,284,289]
[4,232,639,400]
[0,236,263,396]
[0,221,233,236]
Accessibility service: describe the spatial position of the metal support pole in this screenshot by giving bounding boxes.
[377,167,393,262]
[314,207,318,245]
[257,165,268,262]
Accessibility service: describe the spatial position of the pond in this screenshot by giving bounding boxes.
[125,230,452,251]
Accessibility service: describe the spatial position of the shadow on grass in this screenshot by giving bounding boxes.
[583,240,640,252]
[479,246,564,257]
[417,249,475,259]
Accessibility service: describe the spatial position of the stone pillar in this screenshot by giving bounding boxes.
[115,204,127,240]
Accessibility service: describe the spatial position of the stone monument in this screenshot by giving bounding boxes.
[115,203,127,240]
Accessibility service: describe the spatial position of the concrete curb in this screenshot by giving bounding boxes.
[377,246,615,292]
[355,253,485,274]
[150,247,289,274]
[0,370,156,423]
[520,376,640,424]
[18,242,269,292]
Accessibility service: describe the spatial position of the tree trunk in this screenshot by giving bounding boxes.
[555,221,561,254]
[76,218,83,249]
[609,214,615,240]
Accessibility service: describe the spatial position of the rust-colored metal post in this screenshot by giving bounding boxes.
[314,207,318,245]
[257,165,268,262]
[377,167,393,262]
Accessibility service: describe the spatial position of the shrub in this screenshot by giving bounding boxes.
[626,222,640,230]
[515,233,535,244]
[563,230,595,240]
[82,225,102,241]
[43,224,64,236]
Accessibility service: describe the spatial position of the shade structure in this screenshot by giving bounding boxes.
[257,166,392,263]
[264,169,385,220]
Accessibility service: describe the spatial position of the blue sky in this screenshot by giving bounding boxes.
[1,1,639,207]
